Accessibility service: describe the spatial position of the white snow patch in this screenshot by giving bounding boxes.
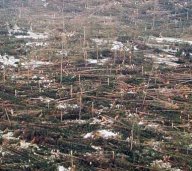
[86,58,109,65]
[63,120,87,124]
[149,36,192,45]
[84,130,119,139]
[151,160,181,171]
[92,38,108,46]
[22,60,52,69]
[15,31,48,39]
[127,90,137,94]
[20,140,39,149]
[2,132,18,140]
[57,103,79,110]
[91,145,102,151]
[26,42,47,47]
[111,41,129,51]
[43,2,49,7]
[146,123,160,129]
[32,96,54,103]
[31,75,53,84]
[11,75,24,80]
[58,166,70,171]
[57,49,68,56]
[138,121,145,126]
[134,45,139,51]
[0,54,19,68]
[7,24,25,35]
[7,23,48,40]
[111,41,123,50]
[42,0,49,7]
[144,53,179,67]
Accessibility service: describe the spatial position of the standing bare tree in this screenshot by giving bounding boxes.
[60,0,65,84]
[60,43,64,84]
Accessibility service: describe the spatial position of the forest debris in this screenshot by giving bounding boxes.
[90,117,114,126]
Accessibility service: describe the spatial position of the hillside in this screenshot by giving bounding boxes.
[0,0,192,171]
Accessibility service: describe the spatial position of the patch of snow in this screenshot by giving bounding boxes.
[111,41,129,51]
[57,103,79,110]
[42,0,49,7]
[20,140,39,149]
[58,166,70,171]
[144,53,179,67]
[149,36,192,45]
[138,121,145,126]
[31,75,53,84]
[22,60,52,69]
[86,59,98,64]
[7,24,25,35]
[0,54,19,68]
[15,31,48,40]
[128,113,139,119]
[84,130,119,139]
[57,50,68,56]
[115,104,124,109]
[127,90,137,94]
[91,145,102,151]
[32,75,39,79]
[38,96,54,103]
[163,136,172,140]
[151,160,171,169]
[43,2,49,7]
[83,132,93,139]
[134,45,139,51]
[26,42,47,47]
[63,119,87,124]
[146,123,160,129]
[30,97,53,103]
[11,75,24,80]
[2,132,18,140]
[114,1,120,5]
[61,32,75,38]
[146,43,179,54]
[86,58,109,65]
[111,41,123,50]
[162,48,178,54]
[95,108,104,115]
[92,38,108,46]
[151,160,181,171]
[7,23,48,40]
[109,103,124,109]
[67,32,75,37]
